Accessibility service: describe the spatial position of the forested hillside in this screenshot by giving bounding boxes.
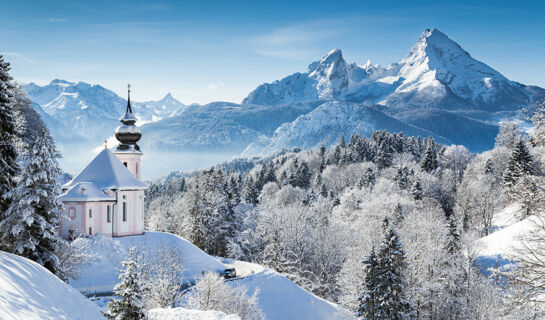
[145,108,545,318]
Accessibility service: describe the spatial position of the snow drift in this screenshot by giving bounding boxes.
[0,251,104,320]
[73,232,226,294]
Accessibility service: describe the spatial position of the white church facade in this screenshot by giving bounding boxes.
[58,86,147,239]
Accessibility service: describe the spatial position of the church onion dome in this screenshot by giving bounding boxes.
[115,84,142,151]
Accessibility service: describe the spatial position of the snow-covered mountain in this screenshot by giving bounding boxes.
[241,28,545,154]
[133,92,185,123]
[243,49,401,106]
[386,28,530,112]
[24,80,127,144]
[140,101,319,152]
[23,80,184,145]
[243,101,442,155]
[243,28,540,112]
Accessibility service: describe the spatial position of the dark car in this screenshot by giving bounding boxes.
[220,268,237,279]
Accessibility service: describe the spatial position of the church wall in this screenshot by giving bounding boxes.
[59,201,118,239]
[112,190,145,237]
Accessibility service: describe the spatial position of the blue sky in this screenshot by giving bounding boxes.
[1,0,544,104]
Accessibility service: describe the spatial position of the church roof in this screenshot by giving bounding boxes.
[62,148,147,192]
[58,182,116,202]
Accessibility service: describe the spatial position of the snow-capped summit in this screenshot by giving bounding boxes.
[307,48,348,100]
[242,49,353,106]
[388,28,529,110]
[134,92,186,122]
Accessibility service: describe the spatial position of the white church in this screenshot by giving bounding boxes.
[58,86,147,239]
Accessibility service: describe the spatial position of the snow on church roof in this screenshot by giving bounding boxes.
[62,148,147,192]
[58,182,116,202]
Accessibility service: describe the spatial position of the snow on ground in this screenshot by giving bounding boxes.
[474,202,542,275]
[0,251,104,320]
[73,231,226,294]
[76,232,352,319]
[148,307,240,320]
[226,270,354,320]
[490,202,522,231]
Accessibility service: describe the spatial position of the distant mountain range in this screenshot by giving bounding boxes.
[24,28,545,164]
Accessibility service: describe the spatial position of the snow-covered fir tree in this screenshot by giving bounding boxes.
[357,249,379,319]
[374,219,411,319]
[503,139,535,190]
[0,55,19,229]
[105,247,146,320]
[0,128,64,274]
[421,137,438,172]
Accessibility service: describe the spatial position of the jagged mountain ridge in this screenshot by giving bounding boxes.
[243,28,538,112]
[23,80,185,144]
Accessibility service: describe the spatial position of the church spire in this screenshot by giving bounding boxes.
[126,84,133,114]
[115,84,142,151]
[120,84,137,125]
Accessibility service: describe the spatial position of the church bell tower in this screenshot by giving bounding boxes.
[114,84,143,180]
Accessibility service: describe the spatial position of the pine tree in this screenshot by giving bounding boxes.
[411,179,423,201]
[318,144,327,173]
[357,250,379,319]
[0,129,64,274]
[441,218,467,319]
[243,176,259,205]
[445,217,461,255]
[105,247,146,320]
[295,161,311,189]
[349,134,365,163]
[332,145,342,165]
[339,135,346,149]
[374,219,411,319]
[503,139,534,189]
[0,55,19,225]
[421,138,438,172]
[394,167,410,190]
[484,158,494,175]
[376,141,393,169]
[393,203,404,226]
[358,168,375,189]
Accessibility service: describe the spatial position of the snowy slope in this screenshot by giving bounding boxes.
[140,101,319,152]
[148,308,240,320]
[243,101,443,156]
[73,232,226,294]
[474,203,540,275]
[0,251,104,320]
[226,270,354,320]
